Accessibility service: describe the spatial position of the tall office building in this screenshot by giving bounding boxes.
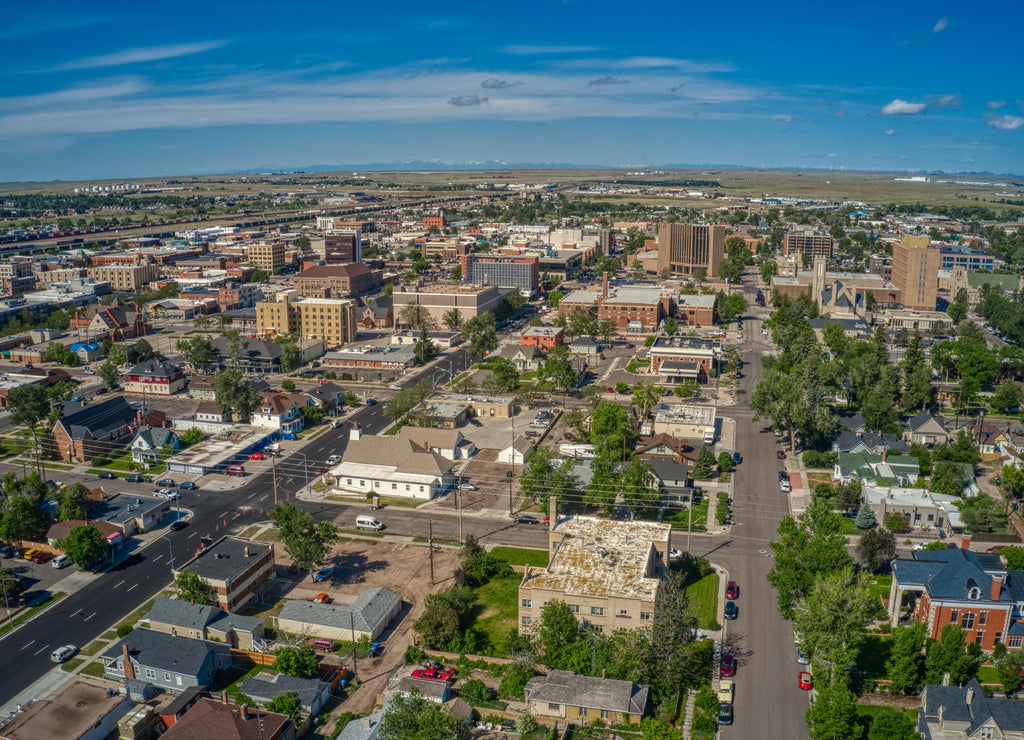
[783,230,834,260]
[655,224,726,278]
[460,253,539,296]
[892,235,941,311]
[324,230,362,264]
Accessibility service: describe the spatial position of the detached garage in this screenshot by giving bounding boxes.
[277,587,402,642]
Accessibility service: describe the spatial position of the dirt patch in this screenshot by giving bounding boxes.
[276,538,461,717]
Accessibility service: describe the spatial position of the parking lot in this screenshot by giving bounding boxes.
[0,550,68,604]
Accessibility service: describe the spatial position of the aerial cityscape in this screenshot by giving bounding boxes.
[1,3,1023,740]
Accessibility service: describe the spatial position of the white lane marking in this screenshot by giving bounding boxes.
[187,531,197,539]
[152,555,163,563]
[84,612,96,621]
[126,583,138,593]
[34,645,49,656]
[20,640,34,651]
[114,579,125,589]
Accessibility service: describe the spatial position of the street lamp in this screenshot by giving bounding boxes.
[2,576,20,628]
[161,535,175,575]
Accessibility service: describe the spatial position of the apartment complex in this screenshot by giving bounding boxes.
[558,280,676,334]
[518,505,671,635]
[324,230,362,264]
[783,229,834,260]
[248,242,285,273]
[460,253,540,295]
[391,282,505,327]
[892,235,941,310]
[256,290,357,346]
[0,260,37,298]
[649,336,721,384]
[175,536,275,612]
[292,263,382,297]
[655,224,726,278]
[87,263,160,291]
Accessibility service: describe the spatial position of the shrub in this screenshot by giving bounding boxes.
[803,450,836,468]
[116,624,134,638]
[884,512,911,533]
[459,678,494,705]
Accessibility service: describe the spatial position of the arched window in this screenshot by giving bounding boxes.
[968,587,982,600]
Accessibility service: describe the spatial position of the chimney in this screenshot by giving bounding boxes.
[601,669,606,679]
[241,703,249,719]
[991,572,1003,600]
[549,495,557,529]
[222,691,228,704]
[424,441,429,451]
[362,717,373,729]
[882,449,887,463]
[122,643,135,680]
[961,535,972,551]
[966,686,974,705]
[602,273,609,301]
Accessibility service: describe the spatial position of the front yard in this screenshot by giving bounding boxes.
[685,573,720,631]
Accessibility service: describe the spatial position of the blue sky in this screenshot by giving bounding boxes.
[0,1,1021,182]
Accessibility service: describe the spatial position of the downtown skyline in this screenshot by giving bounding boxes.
[0,0,1022,182]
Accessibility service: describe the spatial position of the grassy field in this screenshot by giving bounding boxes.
[977,665,1002,685]
[490,546,548,569]
[473,576,520,656]
[685,573,720,630]
[79,661,106,678]
[80,639,108,657]
[867,575,893,604]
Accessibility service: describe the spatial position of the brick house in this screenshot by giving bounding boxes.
[521,326,564,350]
[175,537,274,612]
[123,360,187,396]
[889,543,1024,651]
[52,397,139,462]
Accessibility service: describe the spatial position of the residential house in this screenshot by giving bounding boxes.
[498,437,534,465]
[187,375,217,400]
[130,426,182,465]
[965,418,1008,458]
[304,382,346,414]
[836,412,868,433]
[519,501,671,635]
[195,401,231,423]
[277,587,402,642]
[889,545,1024,651]
[916,678,1024,739]
[647,458,697,508]
[521,326,564,350]
[52,396,138,462]
[71,342,101,363]
[210,337,283,374]
[175,536,275,612]
[905,411,950,447]
[143,597,265,651]
[330,430,455,500]
[862,486,962,532]
[524,670,649,725]
[123,360,187,396]
[359,296,394,329]
[88,493,172,537]
[833,450,921,487]
[396,426,476,460]
[250,393,308,433]
[495,344,542,373]
[833,431,911,455]
[240,671,332,717]
[89,306,150,341]
[393,676,451,704]
[634,433,697,466]
[160,698,295,740]
[102,629,232,692]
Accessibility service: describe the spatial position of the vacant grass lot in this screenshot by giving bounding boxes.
[489,546,548,569]
[473,576,520,656]
[685,573,720,630]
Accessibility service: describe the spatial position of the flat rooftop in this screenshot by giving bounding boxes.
[651,336,720,352]
[395,283,494,295]
[654,404,716,426]
[602,287,668,305]
[0,680,127,740]
[92,493,166,526]
[179,536,272,583]
[522,516,670,601]
[165,425,271,468]
[433,393,514,406]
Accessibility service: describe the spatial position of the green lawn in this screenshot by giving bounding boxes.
[868,575,893,604]
[79,661,106,678]
[856,634,892,676]
[855,704,917,730]
[61,657,85,673]
[490,546,548,569]
[685,573,720,630]
[977,665,1002,685]
[666,500,709,532]
[80,639,108,656]
[473,576,520,656]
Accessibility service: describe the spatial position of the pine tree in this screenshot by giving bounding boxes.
[854,503,876,529]
[692,444,715,480]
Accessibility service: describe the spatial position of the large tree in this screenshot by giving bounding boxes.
[7,384,50,473]
[885,622,926,695]
[56,482,89,522]
[536,600,581,670]
[792,567,875,680]
[379,689,471,740]
[857,527,896,572]
[272,645,319,678]
[867,708,916,740]
[62,524,107,569]
[538,345,578,395]
[174,570,214,605]
[269,502,339,572]
[805,678,862,740]
[214,367,262,423]
[462,312,497,357]
[398,302,435,331]
[768,500,854,619]
[924,624,979,686]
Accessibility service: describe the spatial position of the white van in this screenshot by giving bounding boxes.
[356,515,384,531]
[703,430,716,445]
[52,554,68,569]
[51,645,77,663]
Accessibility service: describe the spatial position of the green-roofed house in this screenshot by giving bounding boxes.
[833,451,921,488]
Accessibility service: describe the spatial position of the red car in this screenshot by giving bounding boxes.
[412,667,457,682]
[249,452,264,461]
[720,653,736,677]
[725,581,739,599]
[32,551,52,564]
[798,671,813,690]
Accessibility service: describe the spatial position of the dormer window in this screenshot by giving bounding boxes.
[968,587,982,600]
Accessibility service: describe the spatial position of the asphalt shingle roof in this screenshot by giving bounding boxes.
[525,670,649,715]
[278,587,400,635]
[102,629,231,677]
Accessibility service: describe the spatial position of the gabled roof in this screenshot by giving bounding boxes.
[145,597,261,635]
[132,426,179,449]
[239,670,329,710]
[102,629,231,677]
[397,426,464,450]
[918,678,1024,738]
[57,396,137,442]
[341,437,453,476]
[569,335,598,347]
[525,670,649,715]
[279,587,401,635]
[893,547,1019,603]
[647,458,692,484]
[211,336,282,361]
[161,698,289,740]
[634,433,695,460]
[128,360,181,378]
[908,410,947,435]
[835,431,910,454]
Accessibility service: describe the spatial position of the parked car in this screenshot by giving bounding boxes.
[725,581,739,599]
[98,472,116,480]
[71,395,84,402]
[779,480,792,493]
[314,592,331,604]
[720,653,736,677]
[83,368,95,375]
[0,545,14,558]
[156,479,175,487]
[313,567,333,583]
[327,455,342,465]
[724,601,738,620]
[32,551,52,564]
[23,548,41,561]
[125,474,142,483]
[281,432,298,440]
[249,452,264,461]
[178,481,198,490]
[513,515,540,525]
[668,548,682,559]
[458,482,477,491]
[796,647,811,665]
[718,702,734,726]
[798,671,813,690]
[389,384,402,390]
[731,452,741,465]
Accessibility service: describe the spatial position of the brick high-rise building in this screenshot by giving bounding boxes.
[247,242,285,273]
[324,230,362,264]
[892,235,941,311]
[256,291,356,347]
[655,224,725,278]
[783,229,834,260]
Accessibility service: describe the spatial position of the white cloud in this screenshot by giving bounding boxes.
[933,18,948,33]
[0,78,150,111]
[833,110,847,119]
[501,45,598,56]
[885,129,898,136]
[987,115,1024,131]
[881,99,926,115]
[988,100,1007,109]
[926,93,963,110]
[53,41,227,71]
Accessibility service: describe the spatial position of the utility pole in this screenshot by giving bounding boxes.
[457,488,463,543]
[686,499,693,554]
[271,454,278,506]
[428,518,435,585]
[349,611,358,681]
[507,471,514,515]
